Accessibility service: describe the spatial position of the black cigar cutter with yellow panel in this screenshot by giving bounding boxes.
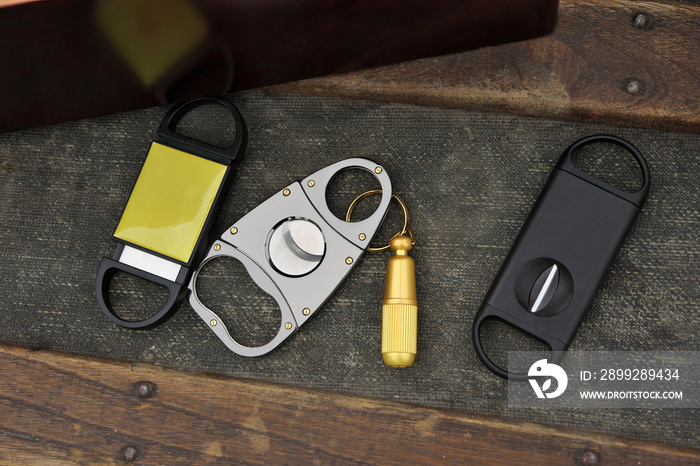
[96,97,245,329]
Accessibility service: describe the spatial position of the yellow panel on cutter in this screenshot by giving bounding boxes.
[114,143,226,263]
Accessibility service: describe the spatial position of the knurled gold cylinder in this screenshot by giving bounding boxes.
[382,303,417,366]
[382,236,417,367]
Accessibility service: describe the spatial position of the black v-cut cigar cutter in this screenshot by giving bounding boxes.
[472,135,651,380]
[188,158,392,356]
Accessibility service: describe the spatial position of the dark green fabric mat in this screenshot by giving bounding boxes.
[1,90,697,448]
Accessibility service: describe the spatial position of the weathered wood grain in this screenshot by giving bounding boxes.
[271,0,700,132]
[0,344,697,465]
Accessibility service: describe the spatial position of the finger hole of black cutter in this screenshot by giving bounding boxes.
[107,271,171,323]
[325,168,382,222]
[478,317,551,375]
[196,256,281,348]
[174,102,239,149]
[570,140,644,193]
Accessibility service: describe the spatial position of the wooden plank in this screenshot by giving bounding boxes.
[271,0,700,133]
[0,344,697,465]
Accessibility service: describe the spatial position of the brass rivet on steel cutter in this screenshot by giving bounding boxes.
[210,319,217,327]
[230,227,238,235]
[303,308,310,316]
[308,180,315,187]
[285,322,292,330]
[345,257,353,265]
[283,188,291,196]
[213,244,221,251]
[359,233,366,241]
[375,166,383,174]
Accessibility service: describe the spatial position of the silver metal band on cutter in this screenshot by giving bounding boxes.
[188,158,392,357]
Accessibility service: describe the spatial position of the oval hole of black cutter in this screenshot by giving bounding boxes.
[476,317,552,378]
[174,102,240,150]
[107,270,171,323]
[570,139,645,193]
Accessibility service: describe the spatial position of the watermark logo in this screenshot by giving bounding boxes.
[528,359,568,399]
[509,352,696,408]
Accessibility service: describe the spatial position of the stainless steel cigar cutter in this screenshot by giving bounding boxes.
[188,158,392,356]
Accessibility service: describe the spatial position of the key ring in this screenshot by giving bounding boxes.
[346,189,415,252]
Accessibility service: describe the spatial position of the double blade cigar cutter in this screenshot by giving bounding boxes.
[188,158,392,356]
